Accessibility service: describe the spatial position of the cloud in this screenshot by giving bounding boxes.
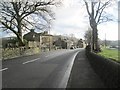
[52,0,118,40]
[1,0,118,41]
[98,22,118,40]
[52,0,89,39]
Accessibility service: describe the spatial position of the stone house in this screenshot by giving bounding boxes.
[38,31,53,50]
[53,38,67,49]
[23,29,53,49]
[23,29,40,48]
[53,35,79,49]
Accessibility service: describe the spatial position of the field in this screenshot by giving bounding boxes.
[98,47,120,62]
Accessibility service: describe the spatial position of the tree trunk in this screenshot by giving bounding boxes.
[16,34,25,46]
[94,28,98,51]
[17,17,25,46]
[90,18,99,52]
[92,28,95,50]
[93,27,99,52]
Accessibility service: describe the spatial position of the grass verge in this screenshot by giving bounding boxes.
[98,47,120,62]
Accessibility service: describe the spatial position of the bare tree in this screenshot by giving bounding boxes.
[84,27,92,45]
[83,0,113,52]
[0,0,61,46]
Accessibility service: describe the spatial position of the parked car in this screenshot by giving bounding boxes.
[70,47,74,49]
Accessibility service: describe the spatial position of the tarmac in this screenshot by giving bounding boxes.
[67,50,106,88]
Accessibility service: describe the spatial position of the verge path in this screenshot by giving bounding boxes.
[67,50,106,88]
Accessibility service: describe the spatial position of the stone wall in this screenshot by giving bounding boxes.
[86,50,120,88]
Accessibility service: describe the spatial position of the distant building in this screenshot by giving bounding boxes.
[53,35,62,42]
[38,31,53,50]
[2,37,19,48]
[53,38,67,49]
[77,39,83,48]
[23,29,40,48]
[53,35,79,49]
[77,39,86,48]
[23,29,53,49]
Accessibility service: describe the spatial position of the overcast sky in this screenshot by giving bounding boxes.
[1,0,118,41]
[51,0,118,40]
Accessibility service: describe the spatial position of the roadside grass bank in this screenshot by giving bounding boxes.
[2,47,41,60]
[2,47,63,60]
[98,47,119,62]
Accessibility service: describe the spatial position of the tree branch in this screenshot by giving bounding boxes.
[95,2,101,19]
[83,0,91,17]
[0,20,18,36]
[97,6,106,24]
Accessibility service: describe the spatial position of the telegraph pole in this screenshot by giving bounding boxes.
[49,20,51,51]
[48,19,53,51]
[49,28,51,51]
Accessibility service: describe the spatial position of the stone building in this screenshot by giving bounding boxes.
[23,29,53,49]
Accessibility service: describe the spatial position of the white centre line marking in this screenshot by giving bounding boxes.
[0,68,8,72]
[23,58,40,64]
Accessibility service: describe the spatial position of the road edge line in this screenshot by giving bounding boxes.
[0,68,8,72]
[58,51,80,88]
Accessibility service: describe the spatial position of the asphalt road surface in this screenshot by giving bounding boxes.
[2,48,83,88]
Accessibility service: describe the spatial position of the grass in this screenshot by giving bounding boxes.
[2,47,41,60]
[98,47,120,62]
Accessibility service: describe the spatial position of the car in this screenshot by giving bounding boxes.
[70,47,74,49]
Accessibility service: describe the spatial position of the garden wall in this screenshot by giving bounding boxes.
[86,51,120,88]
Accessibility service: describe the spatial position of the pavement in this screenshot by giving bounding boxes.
[2,49,81,88]
[67,50,106,88]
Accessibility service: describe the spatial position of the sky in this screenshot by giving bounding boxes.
[1,0,118,41]
[51,0,118,40]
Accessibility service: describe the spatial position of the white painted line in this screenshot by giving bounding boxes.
[0,68,8,72]
[58,51,80,88]
[23,58,40,64]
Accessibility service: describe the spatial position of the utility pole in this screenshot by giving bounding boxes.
[48,19,54,51]
[39,35,41,52]
[49,28,51,51]
[49,20,51,51]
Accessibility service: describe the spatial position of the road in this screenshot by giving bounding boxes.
[2,48,83,88]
